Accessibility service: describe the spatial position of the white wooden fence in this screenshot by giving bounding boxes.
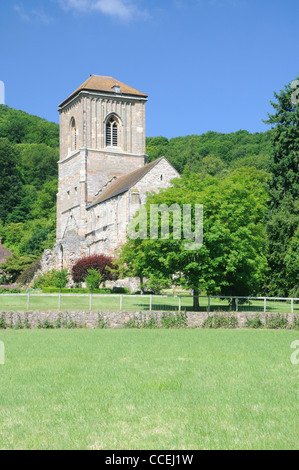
[0,293,298,314]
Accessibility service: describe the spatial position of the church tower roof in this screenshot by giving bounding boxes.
[59,75,148,108]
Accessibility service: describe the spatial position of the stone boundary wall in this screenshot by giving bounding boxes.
[0,311,297,329]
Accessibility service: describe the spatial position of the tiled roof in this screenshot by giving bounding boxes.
[0,245,12,264]
[59,75,148,107]
[88,157,165,208]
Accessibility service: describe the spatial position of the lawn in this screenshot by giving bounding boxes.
[0,329,298,450]
[0,293,298,313]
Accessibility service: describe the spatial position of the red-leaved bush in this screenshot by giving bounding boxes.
[71,255,114,283]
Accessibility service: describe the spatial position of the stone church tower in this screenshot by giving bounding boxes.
[54,75,179,269]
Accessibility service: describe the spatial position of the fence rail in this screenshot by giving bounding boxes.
[0,293,298,314]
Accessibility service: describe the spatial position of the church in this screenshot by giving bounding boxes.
[54,75,179,268]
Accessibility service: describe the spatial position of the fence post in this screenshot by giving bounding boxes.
[264,297,267,313]
[90,293,92,311]
[179,295,181,312]
[208,296,210,313]
[27,293,30,312]
[120,295,123,311]
[150,295,152,312]
[291,298,294,314]
[236,298,238,312]
[59,293,61,311]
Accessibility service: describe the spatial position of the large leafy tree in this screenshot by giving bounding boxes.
[264,79,299,296]
[119,168,269,308]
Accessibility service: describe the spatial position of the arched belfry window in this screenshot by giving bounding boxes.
[70,117,77,151]
[106,116,119,147]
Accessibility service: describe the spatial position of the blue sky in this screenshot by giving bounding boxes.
[0,0,298,138]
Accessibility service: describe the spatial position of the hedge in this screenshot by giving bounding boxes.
[41,287,112,294]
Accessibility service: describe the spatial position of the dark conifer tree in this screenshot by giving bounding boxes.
[264,79,299,296]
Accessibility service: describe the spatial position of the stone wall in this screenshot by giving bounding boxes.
[0,311,297,329]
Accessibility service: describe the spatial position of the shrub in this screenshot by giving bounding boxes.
[41,287,111,294]
[1,254,39,282]
[85,268,103,291]
[161,312,187,328]
[0,272,13,285]
[124,312,186,329]
[43,319,55,329]
[62,315,77,329]
[0,315,7,329]
[293,315,299,330]
[245,315,264,329]
[16,259,41,285]
[71,255,114,283]
[35,318,55,329]
[98,314,108,329]
[202,313,238,329]
[33,269,69,289]
[24,314,30,329]
[55,315,62,329]
[131,290,156,295]
[16,315,24,329]
[0,285,22,293]
[265,314,289,329]
[124,314,159,329]
[112,287,130,294]
[33,269,57,288]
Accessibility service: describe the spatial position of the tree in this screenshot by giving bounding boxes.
[0,116,28,143]
[0,105,59,148]
[85,269,103,292]
[30,179,58,219]
[19,217,56,256]
[145,130,273,174]
[119,169,269,308]
[54,269,69,291]
[264,78,299,296]
[0,138,23,223]
[6,185,38,223]
[196,155,227,178]
[18,144,58,190]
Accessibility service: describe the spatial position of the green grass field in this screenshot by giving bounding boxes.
[0,293,298,313]
[0,329,298,450]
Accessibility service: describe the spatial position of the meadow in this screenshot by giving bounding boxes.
[0,329,298,450]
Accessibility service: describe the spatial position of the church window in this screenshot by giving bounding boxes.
[59,245,64,269]
[106,116,119,147]
[70,118,77,151]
